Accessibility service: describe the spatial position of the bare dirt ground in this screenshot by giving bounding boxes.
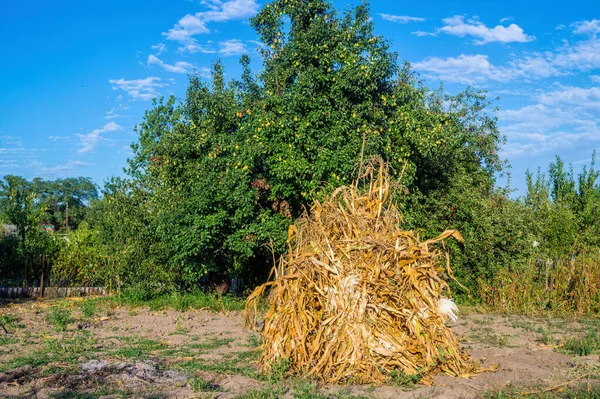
[0,298,598,398]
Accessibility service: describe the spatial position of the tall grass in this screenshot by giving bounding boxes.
[479,251,600,314]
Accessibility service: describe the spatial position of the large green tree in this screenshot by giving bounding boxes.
[101,0,505,292]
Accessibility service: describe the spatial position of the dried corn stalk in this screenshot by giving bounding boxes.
[245,162,479,384]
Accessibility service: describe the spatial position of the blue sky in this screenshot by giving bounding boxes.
[1,0,598,196]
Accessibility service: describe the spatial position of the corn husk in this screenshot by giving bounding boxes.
[245,162,479,384]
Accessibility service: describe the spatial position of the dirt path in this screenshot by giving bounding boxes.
[0,299,597,398]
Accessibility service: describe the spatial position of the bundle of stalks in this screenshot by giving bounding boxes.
[245,162,479,384]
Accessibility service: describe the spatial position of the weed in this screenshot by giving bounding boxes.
[387,369,422,387]
[236,384,287,399]
[191,337,235,351]
[43,336,96,360]
[536,327,556,345]
[78,300,97,318]
[0,314,24,331]
[247,333,262,348]
[561,328,600,356]
[188,376,224,392]
[0,353,51,372]
[112,337,166,360]
[267,358,290,383]
[47,307,72,331]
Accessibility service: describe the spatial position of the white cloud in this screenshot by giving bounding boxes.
[411,30,437,37]
[413,54,509,85]
[151,42,167,55]
[178,39,247,56]
[177,42,217,54]
[414,23,600,85]
[147,55,194,73]
[33,160,92,178]
[105,108,129,120]
[439,15,535,44]
[109,77,167,100]
[378,14,425,24]
[499,86,600,157]
[218,39,246,56]
[572,19,600,35]
[500,17,513,23]
[76,122,123,154]
[591,75,600,83]
[164,0,258,45]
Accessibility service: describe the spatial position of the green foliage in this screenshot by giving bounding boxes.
[112,289,246,312]
[47,307,72,331]
[561,326,600,356]
[78,300,97,318]
[93,0,505,292]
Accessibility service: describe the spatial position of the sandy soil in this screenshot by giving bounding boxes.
[0,299,597,398]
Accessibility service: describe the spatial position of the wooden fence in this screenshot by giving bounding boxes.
[0,286,106,299]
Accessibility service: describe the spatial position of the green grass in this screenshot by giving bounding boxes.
[78,300,97,318]
[0,314,25,331]
[111,337,166,360]
[0,353,53,372]
[387,369,422,387]
[47,307,72,331]
[561,328,600,356]
[191,337,235,351]
[486,384,600,398]
[188,376,224,392]
[235,382,372,399]
[112,289,247,312]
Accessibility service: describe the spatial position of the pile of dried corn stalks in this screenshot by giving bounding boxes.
[245,163,479,384]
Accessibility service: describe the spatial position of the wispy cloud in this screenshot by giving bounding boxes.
[414,20,600,84]
[151,42,167,55]
[218,39,246,56]
[164,0,259,47]
[76,122,123,154]
[105,108,129,120]
[378,14,425,24]
[108,77,167,100]
[33,160,92,178]
[178,39,248,55]
[438,15,535,44]
[499,85,600,157]
[147,55,194,73]
[572,19,600,35]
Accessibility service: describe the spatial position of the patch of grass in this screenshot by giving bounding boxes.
[188,376,224,392]
[47,307,72,331]
[112,337,166,360]
[0,314,25,331]
[487,383,600,398]
[236,384,287,399]
[0,336,18,345]
[114,289,246,312]
[191,337,235,351]
[561,328,600,356]
[50,388,133,399]
[0,353,52,372]
[235,349,262,361]
[43,336,96,361]
[247,333,262,348]
[40,365,78,377]
[266,358,291,383]
[176,357,258,379]
[387,369,422,387]
[536,327,557,345]
[78,300,97,318]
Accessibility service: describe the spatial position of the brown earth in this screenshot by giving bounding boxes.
[0,299,598,398]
